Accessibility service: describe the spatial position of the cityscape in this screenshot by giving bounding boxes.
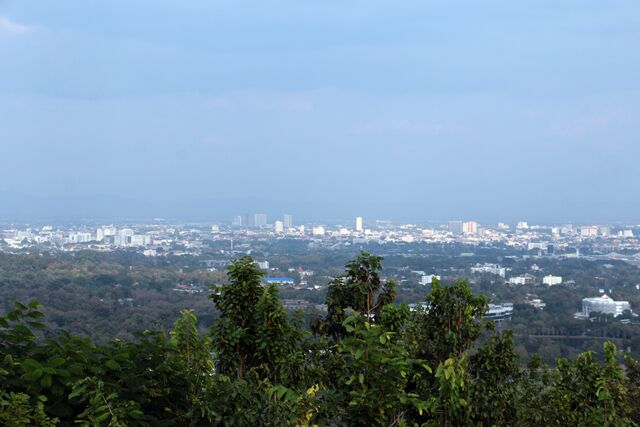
[2,215,638,322]
[4,215,640,265]
[2,0,640,424]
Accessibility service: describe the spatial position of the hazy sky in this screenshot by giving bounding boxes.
[1,1,639,222]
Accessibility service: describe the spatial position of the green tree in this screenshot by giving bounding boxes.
[468,329,520,426]
[320,251,396,340]
[409,279,488,365]
[210,256,302,383]
[313,310,433,425]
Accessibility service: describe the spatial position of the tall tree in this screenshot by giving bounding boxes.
[209,256,301,383]
[409,279,488,365]
[320,251,396,340]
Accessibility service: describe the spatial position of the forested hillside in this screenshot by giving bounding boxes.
[1,252,639,426]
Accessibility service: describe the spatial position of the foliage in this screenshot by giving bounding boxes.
[0,390,58,427]
[313,310,433,425]
[410,278,488,364]
[319,251,396,339]
[468,329,520,426]
[1,253,640,425]
[209,256,303,383]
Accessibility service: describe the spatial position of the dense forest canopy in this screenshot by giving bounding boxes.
[1,252,640,426]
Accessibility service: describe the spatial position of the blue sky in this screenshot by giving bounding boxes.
[1,1,639,222]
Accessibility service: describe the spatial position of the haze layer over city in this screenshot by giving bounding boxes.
[3,1,640,426]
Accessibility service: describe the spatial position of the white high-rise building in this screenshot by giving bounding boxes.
[448,221,463,235]
[254,213,267,228]
[114,229,134,246]
[312,226,325,236]
[355,216,363,232]
[96,228,105,242]
[463,221,478,235]
[274,221,284,233]
[283,214,293,228]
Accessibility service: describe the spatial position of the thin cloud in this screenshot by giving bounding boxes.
[0,16,34,34]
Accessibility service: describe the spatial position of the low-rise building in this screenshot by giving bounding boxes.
[263,277,295,286]
[484,303,513,322]
[471,263,506,278]
[580,294,631,318]
[543,275,563,286]
[508,274,534,285]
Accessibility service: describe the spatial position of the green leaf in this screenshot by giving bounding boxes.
[21,358,42,370]
[40,374,52,388]
[47,356,66,368]
[105,359,121,371]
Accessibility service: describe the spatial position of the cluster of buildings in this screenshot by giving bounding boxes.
[3,218,640,272]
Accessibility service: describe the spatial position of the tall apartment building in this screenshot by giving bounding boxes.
[253,213,267,228]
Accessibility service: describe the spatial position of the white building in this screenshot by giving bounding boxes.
[253,214,268,228]
[621,229,634,238]
[256,260,270,270]
[484,303,514,322]
[470,263,506,278]
[131,235,152,247]
[103,227,117,237]
[114,229,134,246]
[448,221,463,235]
[274,221,284,233]
[312,226,325,236]
[420,274,441,285]
[527,242,547,251]
[543,275,563,286]
[580,226,598,237]
[355,216,363,232]
[581,294,631,317]
[508,275,534,285]
[463,221,478,235]
[283,214,293,228]
[68,232,92,244]
[599,226,611,237]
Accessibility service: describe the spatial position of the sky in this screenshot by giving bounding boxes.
[1,0,639,223]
